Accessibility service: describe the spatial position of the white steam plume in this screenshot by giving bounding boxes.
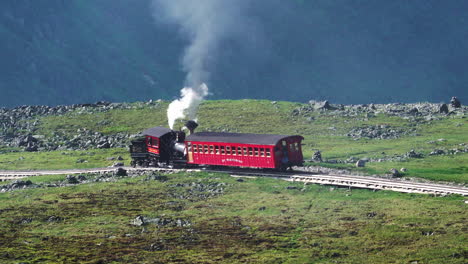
[152,0,248,129]
[167,83,208,129]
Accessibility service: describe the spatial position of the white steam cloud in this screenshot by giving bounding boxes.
[167,83,208,129]
[152,0,249,129]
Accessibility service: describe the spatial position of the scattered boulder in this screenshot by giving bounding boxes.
[312,150,322,162]
[1,180,34,192]
[316,100,333,110]
[439,104,449,114]
[400,168,407,172]
[20,218,33,224]
[66,175,79,184]
[355,160,366,167]
[131,216,191,227]
[366,212,377,218]
[258,206,266,211]
[429,149,445,156]
[408,107,419,115]
[389,168,401,177]
[115,168,127,176]
[405,149,423,158]
[132,215,145,226]
[450,96,461,108]
[77,175,87,181]
[46,216,63,223]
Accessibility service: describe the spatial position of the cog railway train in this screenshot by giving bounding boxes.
[129,121,304,171]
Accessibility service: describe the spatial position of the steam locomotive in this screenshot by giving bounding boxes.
[129,121,304,170]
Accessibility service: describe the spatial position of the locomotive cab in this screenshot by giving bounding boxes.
[129,126,188,167]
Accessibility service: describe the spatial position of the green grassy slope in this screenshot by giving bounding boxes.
[13,99,465,183]
[0,172,465,263]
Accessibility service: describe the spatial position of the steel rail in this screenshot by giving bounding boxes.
[0,167,466,196]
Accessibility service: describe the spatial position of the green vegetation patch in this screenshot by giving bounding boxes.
[0,148,129,170]
[2,99,467,183]
[0,172,466,263]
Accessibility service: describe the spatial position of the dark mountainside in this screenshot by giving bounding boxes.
[1,0,468,107]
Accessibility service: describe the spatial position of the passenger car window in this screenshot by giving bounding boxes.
[266,149,271,157]
[215,145,219,154]
[248,147,253,156]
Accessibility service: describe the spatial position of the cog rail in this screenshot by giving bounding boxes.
[0,167,467,196]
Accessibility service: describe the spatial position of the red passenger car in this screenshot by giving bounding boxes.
[185,132,304,170]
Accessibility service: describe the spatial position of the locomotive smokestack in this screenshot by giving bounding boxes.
[185,120,198,135]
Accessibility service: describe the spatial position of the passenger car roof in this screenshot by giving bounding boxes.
[186,132,303,145]
[142,127,172,138]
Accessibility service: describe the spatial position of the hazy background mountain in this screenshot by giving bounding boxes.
[1,0,467,107]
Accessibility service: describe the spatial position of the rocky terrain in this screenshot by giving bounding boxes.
[1,98,466,154]
[0,100,161,152]
[0,98,466,182]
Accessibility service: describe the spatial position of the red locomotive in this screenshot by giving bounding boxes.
[129,121,304,170]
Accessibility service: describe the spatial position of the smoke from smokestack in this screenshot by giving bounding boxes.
[152,0,249,128]
[167,84,208,129]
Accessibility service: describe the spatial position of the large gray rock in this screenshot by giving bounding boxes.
[451,96,461,108]
[312,151,322,162]
[439,104,449,114]
[405,149,423,158]
[355,160,366,167]
[389,168,401,177]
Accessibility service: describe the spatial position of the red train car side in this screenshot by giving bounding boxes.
[185,132,304,170]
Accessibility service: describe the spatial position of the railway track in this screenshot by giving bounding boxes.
[1,167,467,196]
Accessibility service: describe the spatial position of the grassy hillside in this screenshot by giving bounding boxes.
[2,99,465,183]
[0,171,466,263]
